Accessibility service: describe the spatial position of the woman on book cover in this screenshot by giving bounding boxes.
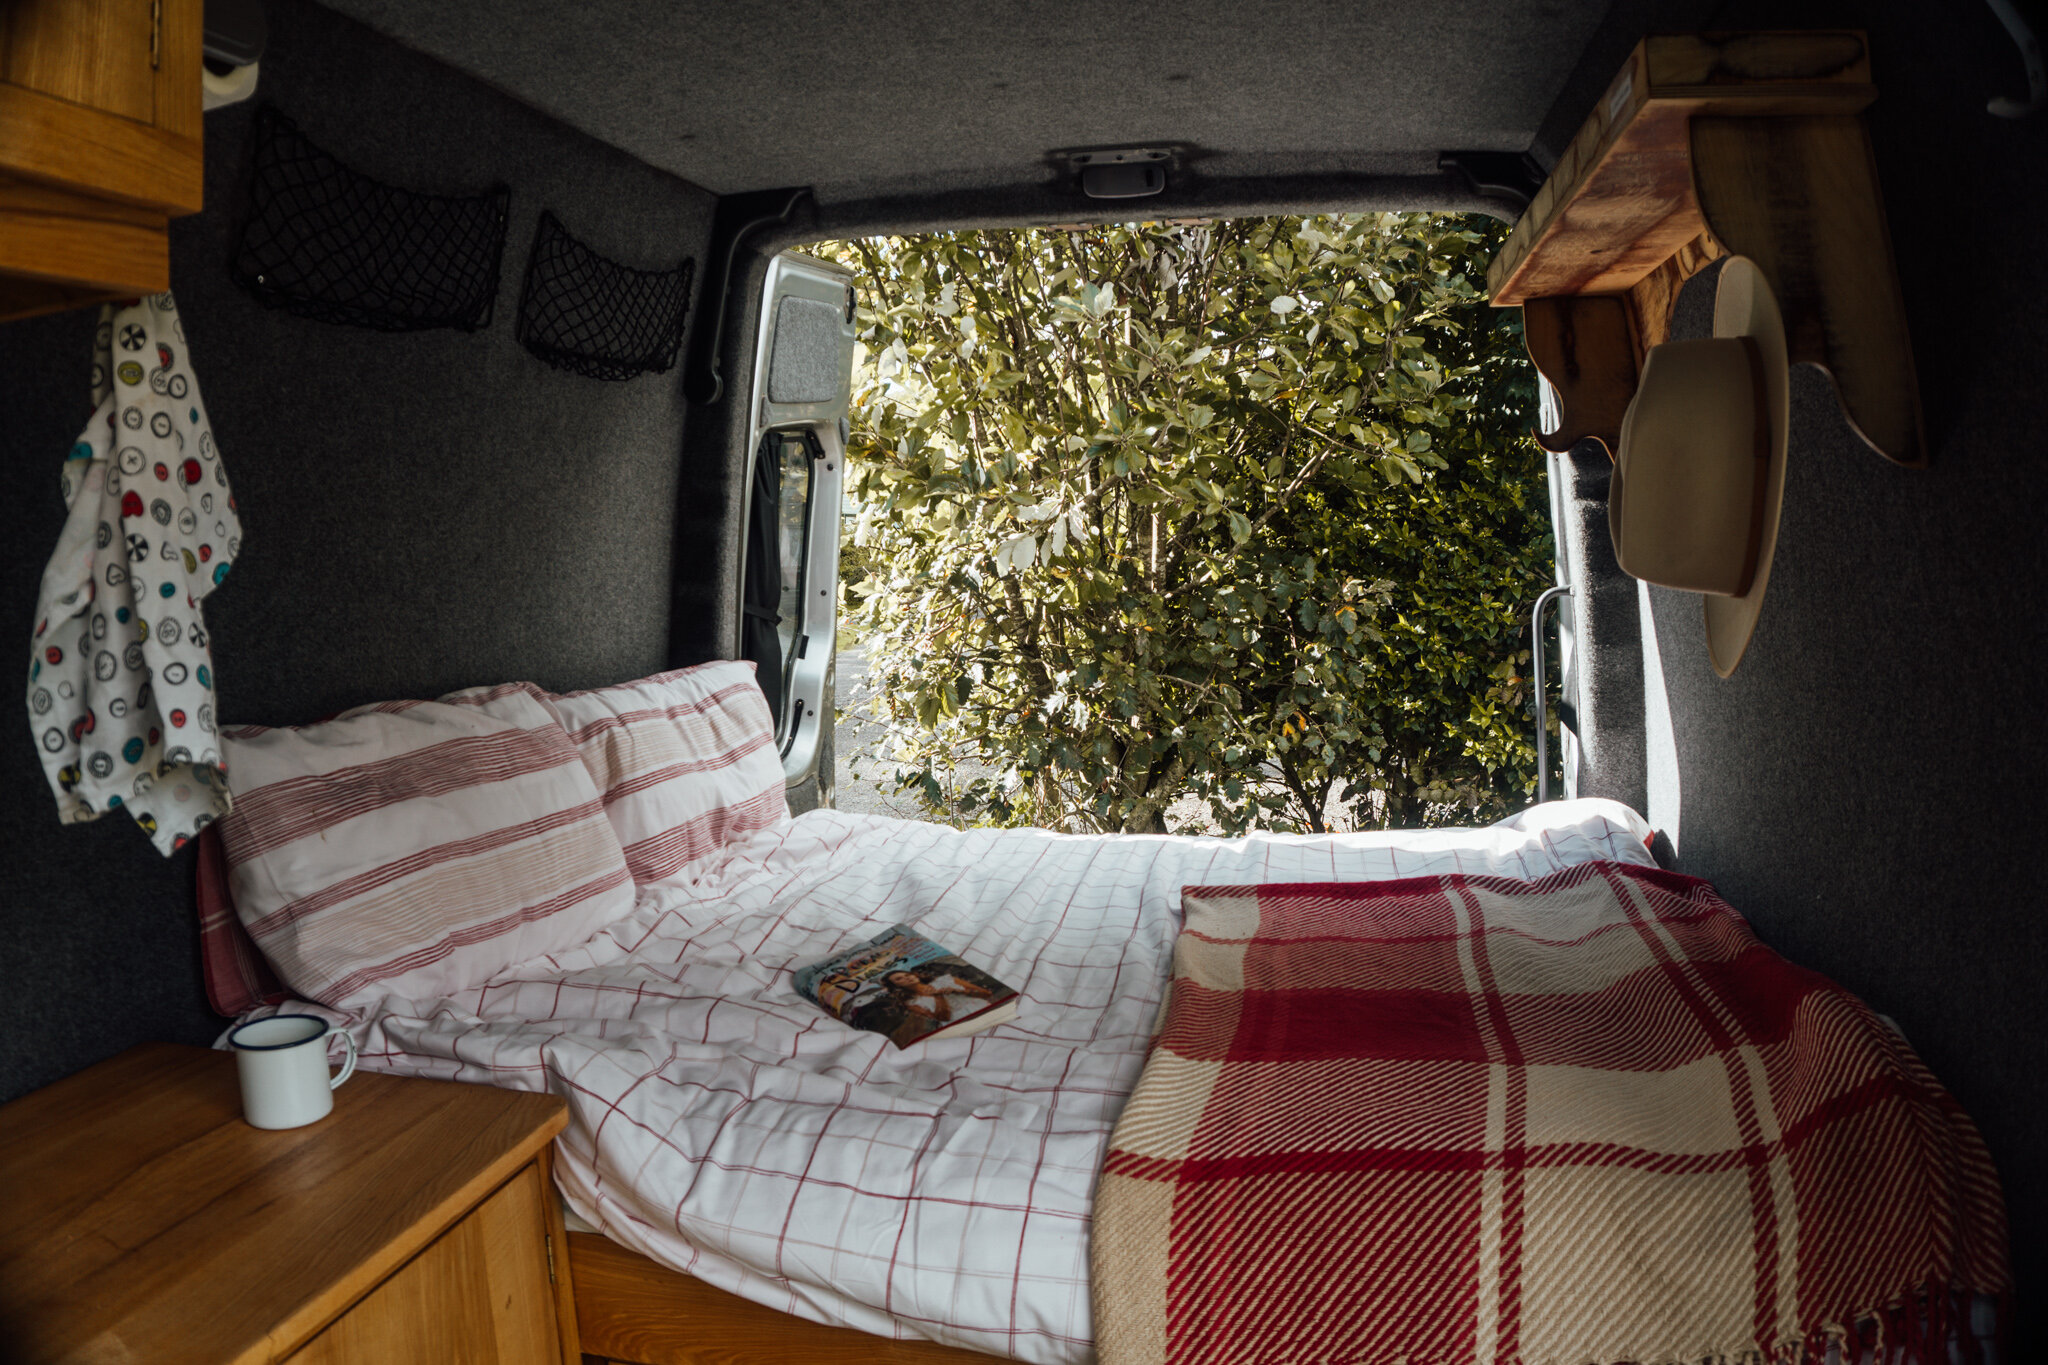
[884,966,993,1023]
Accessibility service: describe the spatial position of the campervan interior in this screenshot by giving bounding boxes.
[0,0,2041,1361]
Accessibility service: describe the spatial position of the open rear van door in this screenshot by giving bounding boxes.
[1545,444,1581,800]
[740,251,857,813]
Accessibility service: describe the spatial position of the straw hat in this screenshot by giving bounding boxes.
[1608,256,1789,677]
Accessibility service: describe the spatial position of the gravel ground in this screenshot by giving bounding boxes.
[831,645,928,819]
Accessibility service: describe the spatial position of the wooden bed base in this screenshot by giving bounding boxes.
[567,1231,1007,1365]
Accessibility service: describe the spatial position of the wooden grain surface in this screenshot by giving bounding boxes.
[285,1164,559,1365]
[1622,230,1726,359]
[568,1232,1004,1365]
[1522,294,1639,456]
[0,1042,568,1365]
[1690,113,1924,465]
[540,1147,585,1365]
[0,171,168,301]
[1488,32,1873,306]
[153,0,203,143]
[0,0,157,124]
[0,0,203,214]
[1520,233,1728,459]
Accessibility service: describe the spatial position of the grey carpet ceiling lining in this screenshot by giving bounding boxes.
[315,0,1701,212]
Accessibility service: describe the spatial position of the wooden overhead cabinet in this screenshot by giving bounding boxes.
[0,0,204,323]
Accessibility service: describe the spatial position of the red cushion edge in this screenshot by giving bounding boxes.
[195,823,288,1017]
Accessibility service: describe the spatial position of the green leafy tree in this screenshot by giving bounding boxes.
[824,214,1553,834]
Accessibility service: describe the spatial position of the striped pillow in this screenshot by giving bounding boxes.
[536,661,789,885]
[216,683,636,1011]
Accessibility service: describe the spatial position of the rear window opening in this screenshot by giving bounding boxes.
[788,214,1561,837]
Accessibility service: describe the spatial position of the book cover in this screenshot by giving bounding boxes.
[793,924,1019,1049]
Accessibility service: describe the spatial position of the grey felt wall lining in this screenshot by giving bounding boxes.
[767,297,847,405]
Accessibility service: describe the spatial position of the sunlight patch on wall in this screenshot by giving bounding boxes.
[1639,578,1681,854]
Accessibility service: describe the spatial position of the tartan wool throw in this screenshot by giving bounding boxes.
[1091,862,2008,1365]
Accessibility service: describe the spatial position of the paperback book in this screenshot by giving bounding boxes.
[793,924,1019,1049]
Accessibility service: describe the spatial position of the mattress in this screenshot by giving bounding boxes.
[340,799,1655,1362]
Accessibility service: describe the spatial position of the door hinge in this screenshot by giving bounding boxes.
[544,1232,557,1285]
[150,0,163,70]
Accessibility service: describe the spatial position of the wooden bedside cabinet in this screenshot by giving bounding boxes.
[0,1042,581,1364]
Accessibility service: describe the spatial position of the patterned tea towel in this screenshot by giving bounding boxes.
[28,293,242,855]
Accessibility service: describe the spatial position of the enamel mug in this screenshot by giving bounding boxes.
[227,1014,358,1129]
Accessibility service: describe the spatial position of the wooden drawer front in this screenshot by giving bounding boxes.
[0,172,167,290]
[286,1162,560,1365]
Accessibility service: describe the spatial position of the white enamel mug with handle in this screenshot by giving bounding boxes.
[227,1014,357,1129]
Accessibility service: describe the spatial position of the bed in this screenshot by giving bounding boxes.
[204,665,2004,1365]
[328,801,1659,1362]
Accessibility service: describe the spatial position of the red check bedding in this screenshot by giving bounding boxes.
[1092,863,2008,1365]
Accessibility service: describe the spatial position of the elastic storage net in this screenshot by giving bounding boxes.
[516,211,695,381]
[231,106,510,332]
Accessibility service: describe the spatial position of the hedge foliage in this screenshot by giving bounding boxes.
[823,214,1555,833]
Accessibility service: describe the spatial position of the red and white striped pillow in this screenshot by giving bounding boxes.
[535,661,789,885]
[216,683,636,1011]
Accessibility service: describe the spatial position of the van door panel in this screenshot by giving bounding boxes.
[741,252,855,810]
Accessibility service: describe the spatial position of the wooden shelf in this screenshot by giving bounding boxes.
[1488,32,1924,467]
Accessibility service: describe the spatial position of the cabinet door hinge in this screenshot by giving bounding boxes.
[150,0,163,69]
[544,1231,557,1285]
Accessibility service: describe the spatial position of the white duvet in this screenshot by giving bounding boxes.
[334,799,1654,1362]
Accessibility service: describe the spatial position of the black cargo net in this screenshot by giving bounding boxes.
[516,211,695,381]
[230,106,510,332]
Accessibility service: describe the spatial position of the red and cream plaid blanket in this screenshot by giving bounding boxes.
[1092,862,2008,1365]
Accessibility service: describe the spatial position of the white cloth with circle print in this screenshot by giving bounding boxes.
[27,292,241,855]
